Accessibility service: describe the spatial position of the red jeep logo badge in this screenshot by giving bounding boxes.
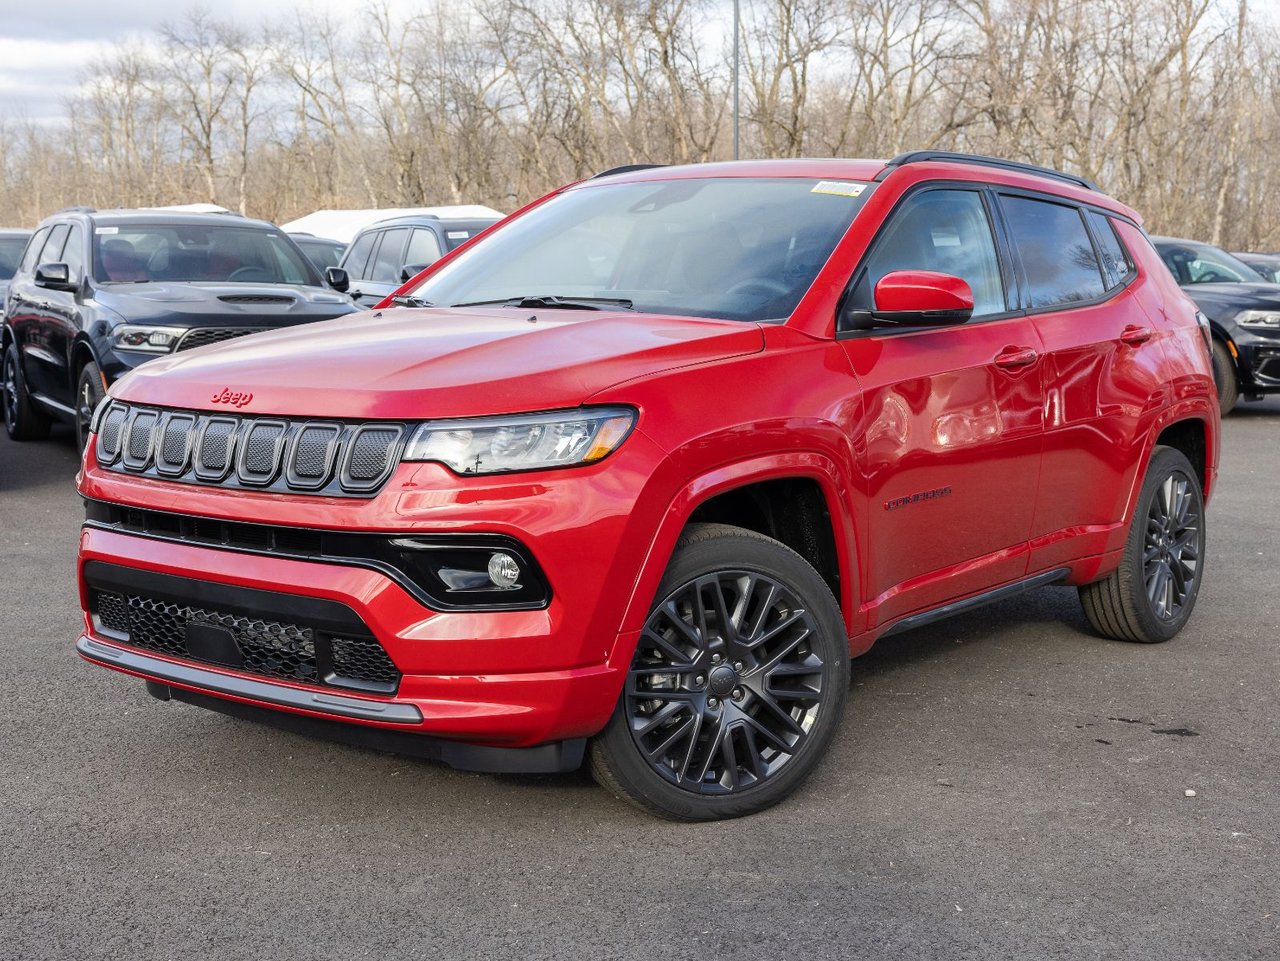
[210,388,254,408]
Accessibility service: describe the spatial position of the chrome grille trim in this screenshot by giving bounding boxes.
[95,402,407,498]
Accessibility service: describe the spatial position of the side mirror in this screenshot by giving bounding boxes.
[871,270,973,326]
[35,262,76,292]
[325,266,350,292]
[399,264,428,284]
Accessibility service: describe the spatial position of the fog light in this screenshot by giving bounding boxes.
[487,552,521,589]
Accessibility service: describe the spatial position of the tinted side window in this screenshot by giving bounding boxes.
[406,228,442,267]
[1086,211,1131,288]
[62,225,85,282]
[19,227,50,273]
[369,228,410,283]
[1001,196,1105,308]
[860,188,1006,317]
[39,224,70,265]
[342,231,378,280]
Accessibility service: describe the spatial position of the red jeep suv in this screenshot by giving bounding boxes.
[76,153,1219,820]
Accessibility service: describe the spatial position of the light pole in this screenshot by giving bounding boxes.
[732,0,740,161]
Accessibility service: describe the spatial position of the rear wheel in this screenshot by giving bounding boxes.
[590,523,849,820]
[1210,339,1239,416]
[1079,446,1205,643]
[75,360,106,452]
[3,342,51,441]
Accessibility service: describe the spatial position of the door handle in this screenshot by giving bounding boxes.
[1119,324,1153,346]
[993,346,1039,369]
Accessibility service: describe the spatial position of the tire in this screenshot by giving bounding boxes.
[75,360,106,452]
[3,341,51,441]
[1210,339,1239,417]
[590,523,849,820]
[1079,446,1205,643]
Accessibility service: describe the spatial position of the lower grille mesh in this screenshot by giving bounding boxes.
[95,590,399,693]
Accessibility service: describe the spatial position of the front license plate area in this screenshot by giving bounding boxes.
[184,622,245,668]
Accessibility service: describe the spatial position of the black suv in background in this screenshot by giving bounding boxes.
[1153,236,1280,414]
[3,210,359,447]
[336,213,501,307]
[0,229,32,304]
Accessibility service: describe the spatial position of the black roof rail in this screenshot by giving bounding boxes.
[877,151,1099,192]
[591,164,667,180]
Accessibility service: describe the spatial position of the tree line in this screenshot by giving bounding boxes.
[0,0,1275,249]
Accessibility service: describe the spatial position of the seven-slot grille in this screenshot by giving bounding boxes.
[95,402,406,497]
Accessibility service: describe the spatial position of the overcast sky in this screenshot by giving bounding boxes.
[0,0,420,123]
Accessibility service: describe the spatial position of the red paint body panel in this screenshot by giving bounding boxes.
[76,158,1218,756]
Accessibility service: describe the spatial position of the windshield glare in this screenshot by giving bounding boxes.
[93,224,320,285]
[408,178,873,322]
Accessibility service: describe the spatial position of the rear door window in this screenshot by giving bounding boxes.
[1000,196,1105,308]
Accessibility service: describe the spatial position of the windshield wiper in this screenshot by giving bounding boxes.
[390,294,434,307]
[450,295,634,311]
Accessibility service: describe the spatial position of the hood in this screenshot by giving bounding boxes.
[1178,281,1280,317]
[94,282,358,329]
[111,307,765,418]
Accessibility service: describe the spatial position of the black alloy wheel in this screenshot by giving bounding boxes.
[75,361,106,452]
[1142,470,1200,621]
[1079,446,1205,643]
[4,342,51,440]
[591,524,848,820]
[627,571,827,793]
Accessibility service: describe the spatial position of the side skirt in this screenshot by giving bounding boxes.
[876,567,1071,640]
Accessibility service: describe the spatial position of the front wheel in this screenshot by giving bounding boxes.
[590,523,849,820]
[1079,446,1205,643]
[75,360,106,452]
[1210,339,1239,417]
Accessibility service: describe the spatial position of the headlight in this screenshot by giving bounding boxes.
[404,407,635,475]
[111,324,186,353]
[1236,310,1280,330]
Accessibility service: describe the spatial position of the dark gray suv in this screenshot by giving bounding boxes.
[3,209,358,447]
[336,214,500,307]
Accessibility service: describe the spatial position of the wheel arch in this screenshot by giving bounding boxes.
[617,453,862,644]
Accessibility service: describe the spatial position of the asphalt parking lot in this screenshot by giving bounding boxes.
[2,402,1277,961]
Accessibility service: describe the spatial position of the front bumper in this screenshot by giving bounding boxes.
[1231,326,1280,392]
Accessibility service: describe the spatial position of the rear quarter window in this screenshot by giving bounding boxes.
[1086,211,1133,288]
[1000,195,1106,308]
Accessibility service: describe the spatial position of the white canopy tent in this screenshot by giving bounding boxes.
[280,206,505,244]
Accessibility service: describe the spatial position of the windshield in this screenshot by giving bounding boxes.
[407,178,873,322]
[93,224,321,286]
[0,236,28,280]
[1158,242,1267,285]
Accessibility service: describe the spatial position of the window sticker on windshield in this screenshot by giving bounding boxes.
[811,181,866,198]
[95,227,119,235]
[447,231,470,240]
